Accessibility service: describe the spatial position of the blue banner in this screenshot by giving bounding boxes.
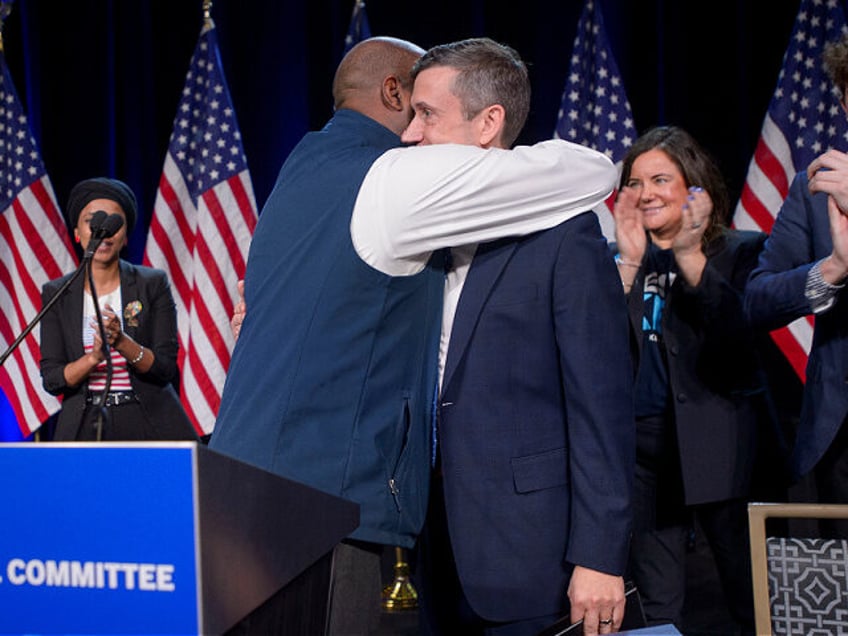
[0,444,200,634]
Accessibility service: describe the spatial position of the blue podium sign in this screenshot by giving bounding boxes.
[0,443,200,634]
[0,442,359,635]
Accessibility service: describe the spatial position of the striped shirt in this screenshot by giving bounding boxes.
[83,288,132,392]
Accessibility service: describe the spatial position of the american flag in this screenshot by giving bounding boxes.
[344,0,372,55]
[0,47,76,438]
[555,0,636,240]
[734,0,848,380]
[143,17,257,435]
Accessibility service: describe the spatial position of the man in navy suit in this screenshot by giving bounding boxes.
[744,33,848,536]
[354,39,635,635]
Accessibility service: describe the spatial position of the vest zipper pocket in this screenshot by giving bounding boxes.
[389,477,401,512]
[388,396,412,513]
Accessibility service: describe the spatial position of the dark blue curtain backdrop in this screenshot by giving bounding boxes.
[3,0,818,263]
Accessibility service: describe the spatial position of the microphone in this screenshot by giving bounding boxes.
[83,213,125,259]
[101,213,125,238]
[88,210,108,235]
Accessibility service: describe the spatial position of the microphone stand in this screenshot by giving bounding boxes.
[83,214,124,441]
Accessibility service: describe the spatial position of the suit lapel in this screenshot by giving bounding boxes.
[442,240,518,392]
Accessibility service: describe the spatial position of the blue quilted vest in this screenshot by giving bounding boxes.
[212,110,443,547]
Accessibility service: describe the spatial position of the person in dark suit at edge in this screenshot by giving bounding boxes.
[745,32,848,539]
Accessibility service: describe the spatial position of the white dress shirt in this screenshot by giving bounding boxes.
[350,139,616,276]
[350,138,617,388]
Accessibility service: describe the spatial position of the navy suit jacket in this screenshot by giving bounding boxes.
[437,212,635,622]
[745,173,848,480]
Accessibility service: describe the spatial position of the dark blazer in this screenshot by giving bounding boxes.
[40,260,196,441]
[437,212,635,623]
[627,229,768,505]
[745,173,848,480]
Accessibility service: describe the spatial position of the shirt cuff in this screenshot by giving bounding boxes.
[805,259,845,314]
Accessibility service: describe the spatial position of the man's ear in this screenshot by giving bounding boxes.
[381,75,405,112]
[477,104,506,148]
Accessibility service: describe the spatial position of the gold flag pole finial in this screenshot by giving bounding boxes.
[202,0,214,31]
[381,546,418,611]
[0,1,14,54]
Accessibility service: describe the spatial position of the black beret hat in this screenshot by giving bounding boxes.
[66,177,137,235]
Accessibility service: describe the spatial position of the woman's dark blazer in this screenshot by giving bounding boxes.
[40,260,196,441]
[626,229,772,505]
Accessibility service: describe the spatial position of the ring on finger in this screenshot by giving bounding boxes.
[599,618,613,625]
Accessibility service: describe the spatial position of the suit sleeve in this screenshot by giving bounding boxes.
[744,174,818,331]
[554,213,635,575]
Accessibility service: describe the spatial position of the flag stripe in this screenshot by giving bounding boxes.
[230,172,259,236]
[188,228,232,371]
[145,165,197,305]
[770,322,812,381]
[0,263,53,428]
[735,117,796,233]
[753,120,792,197]
[737,183,777,235]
